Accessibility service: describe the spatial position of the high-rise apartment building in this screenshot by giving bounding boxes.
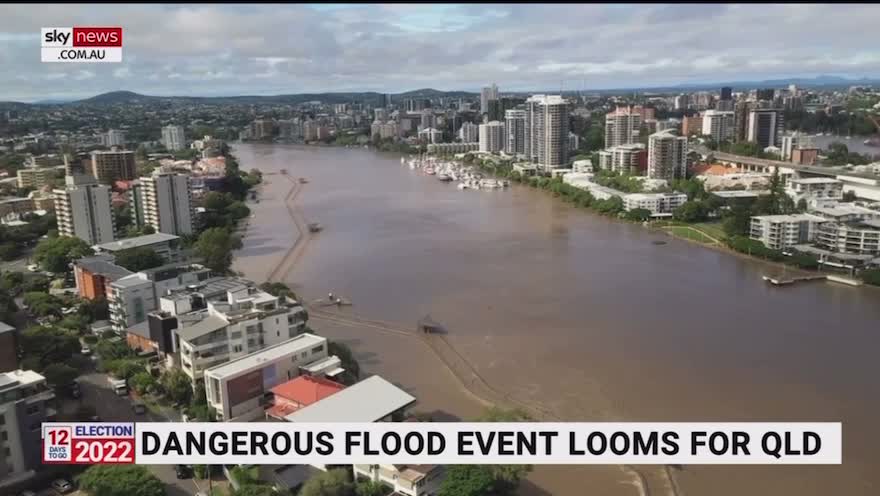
[734,100,753,142]
[103,129,126,147]
[647,130,688,181]
[681,115,703,136]
[161,125,186,151]
[504,109,526,155]
[91,149,136,184]
[53,174,115,244]
[0,370,56,484]
[130,170,194,236]
[479,121,505,153]
[701,110,736,143]
[604,106,642,148]
[674,94,688,110]
[525,95,570,169]
[459,122,479,143]
[480,83,498,115]
[747,108,784,148]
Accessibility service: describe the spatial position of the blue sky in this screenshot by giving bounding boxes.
[0,3,878,101]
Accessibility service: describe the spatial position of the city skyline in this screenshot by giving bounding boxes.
[2,3,880,102]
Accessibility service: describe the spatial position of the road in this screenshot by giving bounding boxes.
[76,372,205,496]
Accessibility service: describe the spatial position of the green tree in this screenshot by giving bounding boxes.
[34,235,93,273]
[114,247,165,272]
[78,465,165,496]
[95,339,134,361]
[20,326,80,369]
[161,368,193,405]
[105,359,146,380]
[328,341,360,381]
[23,291,64,317]
[722,204,752,238]
[672,201,709,223]
[355,480,388,496]
[226,201,251,221]
[259,282,298,300]
[195,227,242,273]
[299,468,354,496]
[130,371,157,395]
[624,208,652,222]
[42,363,79,388]
[234,486,278,496]
[78,298,110,321]
[438,465,495,496]
[862,269,880,286]
[0,242,20,261]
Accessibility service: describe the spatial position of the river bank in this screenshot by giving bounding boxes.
[232,143,880,496]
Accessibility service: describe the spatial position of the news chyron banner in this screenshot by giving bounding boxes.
[43,422,842,465]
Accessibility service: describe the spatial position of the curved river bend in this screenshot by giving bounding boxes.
[232,144,880,496]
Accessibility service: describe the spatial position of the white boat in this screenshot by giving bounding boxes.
[457,183,469,190]
[400,157,405,164]
[437,174,452,182]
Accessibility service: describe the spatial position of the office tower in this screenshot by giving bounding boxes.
[103,129,126,147]
[734,100,753,142]
[647,130,688,181]
[720,87,733,101]
[747,108,784,148]
[161,125,186,151]
[487,99,503,122]
[383,94,392,108]
[479,121,505,153]
[525,95,570,169]
[53,174,115,244]
[674,94,688,110]
[480,83,498,115]
[459,122,479,143]
[504,109,526,155]
[91,148,136,184]
[420,110,436,130]
[130,170,194,236]
[701,110,736,143]
[756,88,775,102]
[604,106,642,148]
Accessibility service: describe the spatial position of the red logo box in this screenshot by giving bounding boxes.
[72,27,122,47]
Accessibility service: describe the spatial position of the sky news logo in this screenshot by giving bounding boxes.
[41,27,123,63]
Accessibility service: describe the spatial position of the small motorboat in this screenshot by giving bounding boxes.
[437,174,452,182]
[308,223,323,233]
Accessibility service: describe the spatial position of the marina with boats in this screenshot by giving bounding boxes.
[401,155,510,191]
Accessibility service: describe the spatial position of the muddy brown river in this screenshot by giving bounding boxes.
[231,143,880,496]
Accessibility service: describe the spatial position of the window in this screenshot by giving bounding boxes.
[301,352,308,359]
[1,431,7,441]
[232,345,243,353]
[0,414,4,425]
[230,331,242,339]
[25,404,40,415]
[312,345,324,354]
[3,447,9,457]
[289,329,298,338]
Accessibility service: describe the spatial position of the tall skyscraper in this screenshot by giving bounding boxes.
[525,95,570,169]
[130,170,194,236]
[459,122,479,143]
[161,125,186,151]
[480,83,498,115]
[701,110,736,143]
[479,121,505,153]
[674,94,688,110]
[504,109,526,155]
[747,108,784,148]
[647,130,688,181]
[604,106,642,148]
[53,174,115,244]
[91,148,137,184]
[756,88,775,102]
[734,100,753,142]
[103,129,126,147]
[720,87,733,101]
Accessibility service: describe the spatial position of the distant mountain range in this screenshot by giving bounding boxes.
[2,75,878,107]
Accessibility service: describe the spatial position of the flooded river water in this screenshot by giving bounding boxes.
[232,143,880,496]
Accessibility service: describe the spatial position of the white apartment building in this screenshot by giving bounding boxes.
[750,214,828,250]
[53,174,115,245]
[598,143,646,175]
[174,284,309,383]
[479,121,505,153]
[701,110,735,143]
[161,125,186,151]
[623,193,688,218]
[785,178,843,204]
[748,108,784,148]
[604,107,641,149]
[647,130,688,181]
[130,170,195,236]
[427,142,479,154]
[103,129,126,147]
[480,83,498,115]
[353,464,445,496]
[525,95,570,169]
[0,370,55,488]
[504,109,526,155]
[458,122,479,143]
[16,166,61,189]
[815,220,880,256]
[204,333,329,421]
[93,232,183,263]
[417,127,442,144]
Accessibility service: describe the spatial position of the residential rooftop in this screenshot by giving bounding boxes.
[790,177,842,185]
[205,333,327,380]
[176,314,228,342]
[284,375,416,423]
[75,255,133,280]
[752,214,828,222]
[93,232,179,252]
[0,369,46,393]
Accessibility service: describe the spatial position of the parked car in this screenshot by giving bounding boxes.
[80,345,91,355]
[17,490,37,496]
[50,478,73,494]
[132,402,146,415]
[175,464,191,479]
[26,264,39,272]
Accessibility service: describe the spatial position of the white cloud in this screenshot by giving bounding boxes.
[0,4,878,101]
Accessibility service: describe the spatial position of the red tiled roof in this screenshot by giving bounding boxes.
[271,376,345,406]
